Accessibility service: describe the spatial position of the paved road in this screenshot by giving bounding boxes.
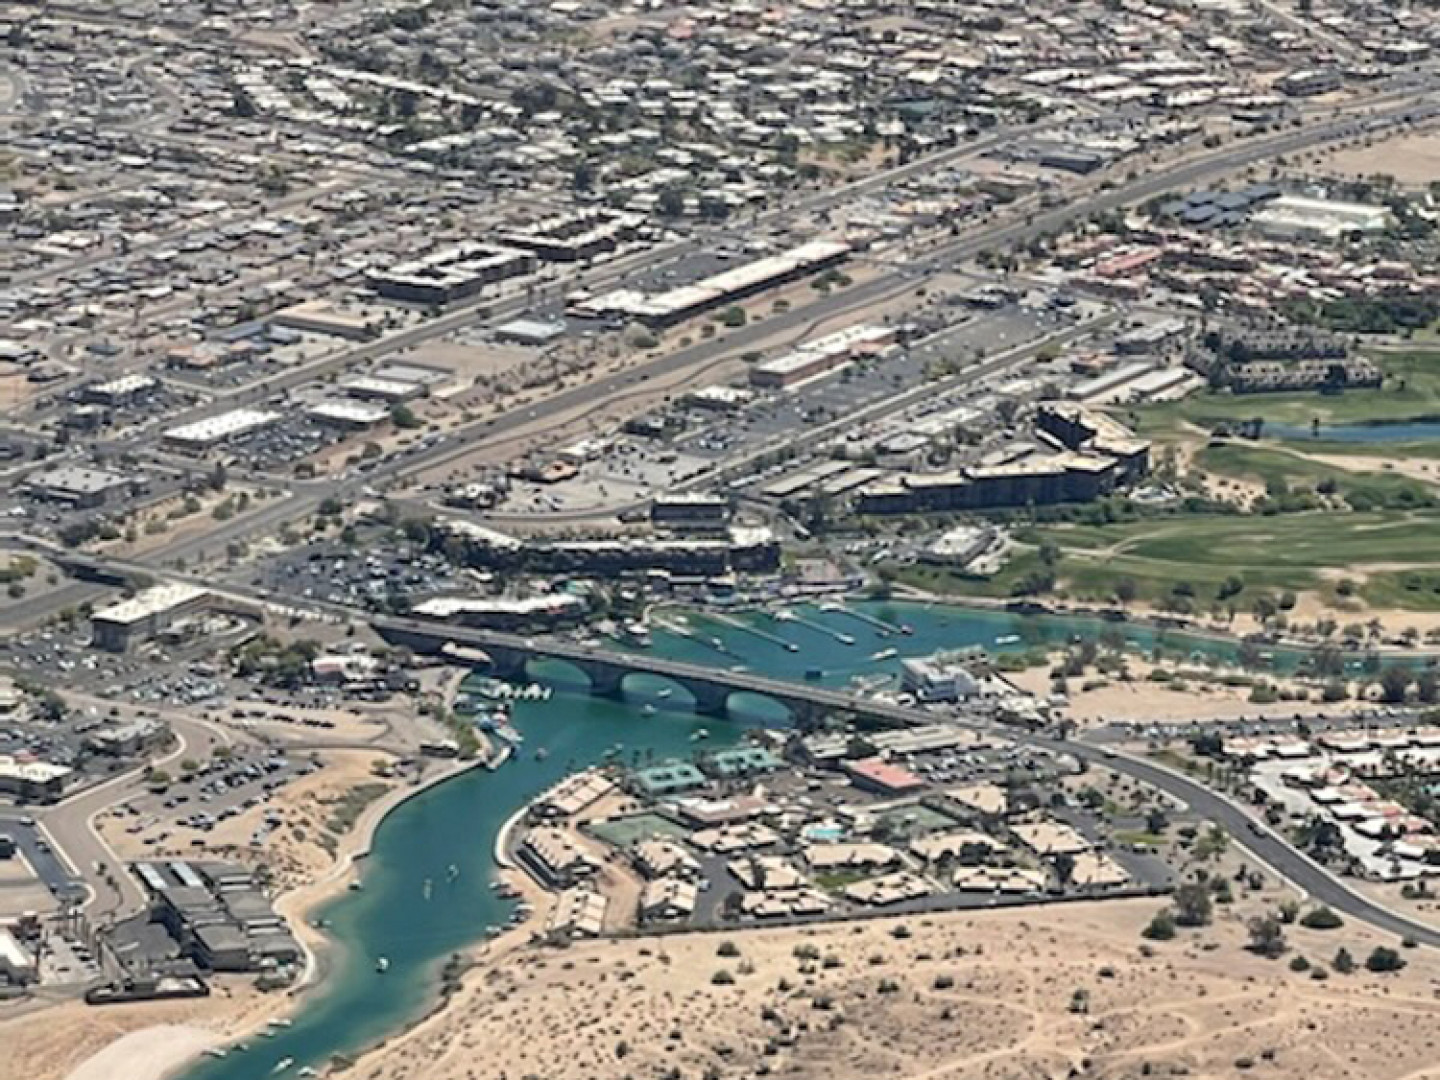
[1031,735,1440,948]
[39,712,233,920]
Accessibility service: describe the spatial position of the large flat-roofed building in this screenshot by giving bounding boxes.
[750,324,896,389]
[305,399,391,430]
[410,592,588,630]
[272,299,385,340]
[0,755,72,801]
[338,374,426,402]
[162,409,280,453]
[81,373,159,407]
[1251,195,1391,240]
[369,243,534,304]
[26,465,139,509]
[575,241,850,328]
[650,493,732,534]
[91,583,211,652]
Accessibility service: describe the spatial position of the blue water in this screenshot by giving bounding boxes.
[1267,420,1440,444]
[179,598,1422,1078]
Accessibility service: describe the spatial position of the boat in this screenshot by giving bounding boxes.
[774,610,796,622]
[203,1049,228,1060]
[836,633,856,646]
[657,688,673,699]
[347,881,362,892]
[446,863,460,882]
[620,621,653,647]
[642,704,657,717]
[270,1019,293,1029]
[691,728,710,742]
[534,747,549,761]
[995,634,1021,646]
[272,1059,294,1075]
[423,878,433,901]
[299,1069,319,1079]
[871,647,898,661]
[375,957,390,973]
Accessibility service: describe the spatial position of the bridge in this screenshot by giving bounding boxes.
[373,615,927,727]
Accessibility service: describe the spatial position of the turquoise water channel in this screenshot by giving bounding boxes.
[180,599,1412,1078]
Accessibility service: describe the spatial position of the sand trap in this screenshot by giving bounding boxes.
[65,1024,217,1080]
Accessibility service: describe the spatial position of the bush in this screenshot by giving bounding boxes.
[1332,947,1355,974]
[1365,946,1406,973]
[1288,955,1310,972]
[1142,910,1177,941]
[711,969,736,985]
[933,974,955,990]
[717,941,740,958]
[1300,906,1343,930]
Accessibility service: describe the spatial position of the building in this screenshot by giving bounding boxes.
[338,374,427,402]
[1251,195,1391,240]
[162,409,280,453]
[0,756,71,801]
[545,887,608,939]
[649,493,732,534]
[899,655,980,702]
[368,243,535,304]
[500,209,642,262]
[639,877,699,922]
[749,324,895,389]
[409,592,588,631]
[574,240,850,329]
[305,399,391,430]
[842,757,927,795]
[0,927,37,985]
[81,373,159,407]
[86,718,167,756]
[91,583,211,652]
[520,828,602,888]
[26,465,138,509]
[631,760,708,798]
[493,317,567,347]
[272,299,385,340]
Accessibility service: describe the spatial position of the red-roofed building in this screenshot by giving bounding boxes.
[843,757,926,795]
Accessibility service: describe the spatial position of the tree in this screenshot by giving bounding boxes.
[1172,882,1213,927]
[1378,665,1410,704]
[1143,909,1177,941]
[1052,852,1076,889]
[1247,914,1287,958]
[1332,947,1355,974]
[1114,576,1138,606]
[391,403,422,430]
[1365,946,1406,973]
[1145,807,1170,835]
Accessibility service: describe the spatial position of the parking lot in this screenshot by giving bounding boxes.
[0,815,86,911]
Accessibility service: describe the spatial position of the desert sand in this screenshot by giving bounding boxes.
[335,897,1440,1080]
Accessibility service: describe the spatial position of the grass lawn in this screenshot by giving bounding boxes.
[897,509,1440,612]
[1130,348,1440,432]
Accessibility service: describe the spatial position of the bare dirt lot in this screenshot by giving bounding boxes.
[339,897,1440,1080]
[1316,130,1440,188]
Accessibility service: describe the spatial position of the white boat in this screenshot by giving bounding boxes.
[203,1049,228,1059]
[642,704,657,716]
[871,648,898,661]
[836,633,856,646]
[299,1069,319,1078]
[995,634,1021,646]
[272,1059,294,1075]
[270,1019,293,1029]
[375,957,390,973]
[657,688,673,699]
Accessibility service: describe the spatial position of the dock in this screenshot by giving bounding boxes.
[819,601,910,636]
[710,613,799,653]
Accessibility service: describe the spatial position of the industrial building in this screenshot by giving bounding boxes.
[493,317,567,347]
[368,243,535,304]
[91,583,212,652]
[162,409,280,453]
[1250,194,1392,240]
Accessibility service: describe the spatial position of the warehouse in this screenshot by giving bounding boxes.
[162,409,280,453]
[91,583,212,652]
[272,299,385,340]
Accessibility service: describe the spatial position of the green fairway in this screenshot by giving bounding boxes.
[897,510,1440,612]
[1131,348,1440,432]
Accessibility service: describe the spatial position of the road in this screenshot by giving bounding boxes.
[371,616,1440,946]
[37,712,233,920]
